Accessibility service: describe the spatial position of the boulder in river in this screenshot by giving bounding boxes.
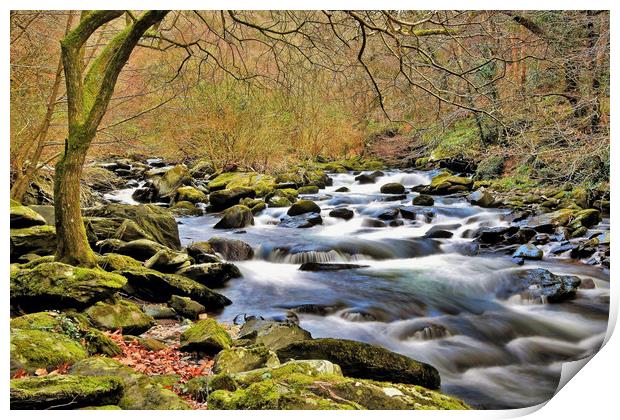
[334,186,350,192]
[207,236,255,261]
[467,189,495,207]
[214,205,254,229]
[153,164,191,198]
[329,207,354,220]
[238,320,312,351]
[116,239,166,261]
[169,295,206,320]
[144,248,191,273]
[180,318,232,354]
[380,182,405,194]
[186,241,222,263]
[512,244,543,260]
[176,262,242,288]
[287,199,321,216]
[279,213,322,228]
[210,188,256,211]
[276,338,440,389]
[354,171,384,184]
[412,194,434,206]
[425,224,459,239]
[174,186,207,204]
[11,262,126,311]
[523,268,581,303]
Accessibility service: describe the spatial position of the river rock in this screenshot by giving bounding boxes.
[523,268,581,303]
[420,171,474,195]
[153,164,191,198]
[425,224,459,239]
[10,201,47,228]
[190,158,215,178]
[214,205,254,229]
[117,239,166,261]
[377,207,400,220]
[475,226,518,244]
[118,267,231,309]
[207,237,254,261]
[238,320,312,351]
[276,338,440,389]
[176,263,242,288]
[467,189,495,207]
[279,213,322,228]
[185,242,221,263]
[10,225,56,262]
[361,218,387,228]
[169,295,206,319]
[85,299,155,335]
[512,244,543,260]
[83,203,181,249]
[334,186,350,192]
[329,207,354,220]
[354,171,384,184]
[287,199,321,216]
[380,182,405,194]
[412,194,434,206]
[144,248,191,273]
[174,186,207,204]
[10,375,124,410]
[180,319,232,354]
[11,262,126,312]
[213,344,280,374]
[209,187,256,211]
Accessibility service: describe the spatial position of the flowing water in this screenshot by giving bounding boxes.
[112,169,610,409]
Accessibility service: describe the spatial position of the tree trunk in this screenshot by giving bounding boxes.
[54,132,97,267]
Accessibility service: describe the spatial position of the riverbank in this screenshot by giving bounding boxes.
[10,156,609,409]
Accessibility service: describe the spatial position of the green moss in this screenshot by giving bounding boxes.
[180,318,232,354]
[171,200,203,216]
[97,253,142,272]
[10,374,124,410]
[10,202,46,228]
[86,299,155,334]
[213,345,279,374]
[208,172,276,196]
[287,199,321,216]
[10,328,88,374]
[79,405,122,410]
[175,186,208,204]
[298,185,319,194]
[427,118,480,160]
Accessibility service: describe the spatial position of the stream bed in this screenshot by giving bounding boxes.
[110,169,610,409]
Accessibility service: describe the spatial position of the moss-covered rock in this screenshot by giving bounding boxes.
[10,225,56,262]
[170,200,203,216]
[214,205,254,229]
[83,203,181,249]
[207,236,255,261]
[144,248,191,273]
[176,262,242,288]
[10,311,121,357]
[10,201,47,228]
[10,328,88,374]
[175,186,207,204]
[154,164,191,198]
[86,299,155,334]
[421,171,474,195]
[380,183,405,194]
[213,345,280,374]
[180,319,232,354]
[10,374,124,410]
[238,320,312,351]
[118,267,232,310]
[287,199,321,216]
[251,201,267,214]
[185,241,221,263]
[70,357,190,409]
[208,172,276,197]
[277,338,440,389]
[267,195,293,208]
[209,187,256,210]
[11,262,127,311]
[298,185,319,194]
[169,295,205,319]
[97,253,142,272]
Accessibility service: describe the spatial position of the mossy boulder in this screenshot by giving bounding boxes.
[153,164,191,198]
[180,319,232,354]
[144,248,191,273]
[208,172,276,197]
[169,295,205,319]
[85,299,155,334]
[10,328,88,374]
[207,236,255,261]
[11,262,127,311]
[118,267,232,310]
[185,241,221,263]
[116,239,166,261]
[287,199,321,216]
[97,253,142,272]
[238,320,312,351]
[298,185,319,194]
[83,203,181,249]
[10,225,56,262]
[277,338,440,389]
[214,205,254,229]
[412,194,434,206]
[209,187,256,211]
[176,262,242,288]
[10,374,124,410]
[84,217,155,245]
[10,201,47,228]
[170,200,203,216]
[419,171,474,195]
[380,183,406,194]
[174,186,207,204]
[251,202,267,214]
[467,189,495,208]
[213,345,280,374]
[189,157,215,178]
[268,195,293,208]
[10,311,121,358]
[70,357,189,409]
